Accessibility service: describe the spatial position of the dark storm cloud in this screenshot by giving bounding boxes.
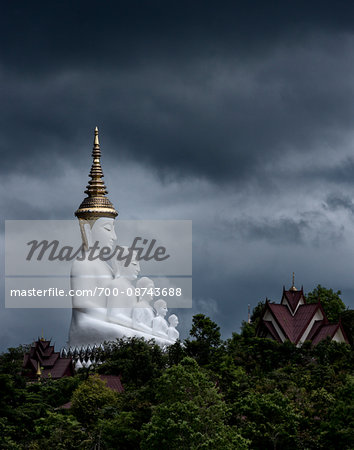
[2,2,354,351]
[3,42,354,186]
[2,0,354,73]
[324,193,354,214]
[313,158,354,185]
[3,1,354,185]
[233,217,309,244]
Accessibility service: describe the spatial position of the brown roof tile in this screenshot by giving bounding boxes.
[41,358,73,379]
[282,289,305,313]
[262,320,282,342]
[100,375,124,393]
[311,324,339,345]
[267,303,321,343]
[23,339,74,380]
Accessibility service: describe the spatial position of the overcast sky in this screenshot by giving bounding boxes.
[2,1,354,351]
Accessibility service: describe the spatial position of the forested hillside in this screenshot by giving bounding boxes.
[0,311,353,449]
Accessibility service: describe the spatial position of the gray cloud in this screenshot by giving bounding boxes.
[2,1,354,351]
[232,217,309,244]
[2,13,354,186]
[324,193,354,214]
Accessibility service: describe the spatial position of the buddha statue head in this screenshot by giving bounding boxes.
[136,277,155,302]
[75,127,118,252]
[112,246,140,280]
[154,299,168,317]
[168,314,179,328]
[83,218,117,251]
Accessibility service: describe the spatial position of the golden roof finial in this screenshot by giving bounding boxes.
[75,127,118,220]
[36,361,42,378]
[94,126,99,146]
[289,272,297,291]
[40,329,45,341]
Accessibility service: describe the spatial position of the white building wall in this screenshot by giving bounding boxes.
[332,327,346,343]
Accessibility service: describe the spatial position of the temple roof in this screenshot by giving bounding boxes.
[262,320,282,343]
[311,324,342,345]
[281,287,305,313]
[267,302,321,344]
[23,338,74,380]
[97,375,124,393]
[257,284,349,346]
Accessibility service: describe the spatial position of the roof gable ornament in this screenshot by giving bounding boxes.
[289,272,297,291]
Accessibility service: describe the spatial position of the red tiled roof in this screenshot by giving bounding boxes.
[41,358,73,379]
[311,324,339,345]
[282,289,305,313]
[258,287,349,346]
[23,339,74,380]
[267,302,321,343]
[29,357,38,371]
[40,352,60,367]
[306,320,324,341]
[100,375,124,393]
[262,320,282,342]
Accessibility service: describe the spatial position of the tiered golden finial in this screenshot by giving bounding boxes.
[75,127,118,220]
[289,272,297,291]
[36,361,42,381]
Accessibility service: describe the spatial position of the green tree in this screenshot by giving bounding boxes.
[306,285,346,322]
[99,337,165,388]
[31,412,90,449]
[71,374,118,425]
[141,357,249,449]
[39,375,81,408]
[0,345,29,378]
[184,314,222,366]
[322,374,354,449]
[234,390,300,450]
[341,309,354,346]
[99,411,142,450]
[241,301,265,337]
[0,417,21,449]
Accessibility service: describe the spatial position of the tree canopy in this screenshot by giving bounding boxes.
[306,284,346,322]
[0,291,352,449]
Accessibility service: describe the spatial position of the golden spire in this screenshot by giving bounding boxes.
[289,272,297,291]
[75,127,118,220]
[36,361,42,381]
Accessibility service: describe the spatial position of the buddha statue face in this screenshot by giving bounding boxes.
[113,248,141,281]
[83,217,117,252]
[91,218,117,250]
[136,277,155,302]
[154,299,168,317]
[168,314,179,327]
[120,258,140,281]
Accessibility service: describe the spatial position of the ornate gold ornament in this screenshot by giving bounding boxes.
[75,127,118,221]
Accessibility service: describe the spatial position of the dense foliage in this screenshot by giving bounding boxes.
[0,308,353,449]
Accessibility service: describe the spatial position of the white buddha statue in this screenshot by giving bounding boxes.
[132,277,155,333]
[68,127,180,348]
[106,247,140,328]
[69,127,121,347]
[152,299,169,338]
[167,314,179,342]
